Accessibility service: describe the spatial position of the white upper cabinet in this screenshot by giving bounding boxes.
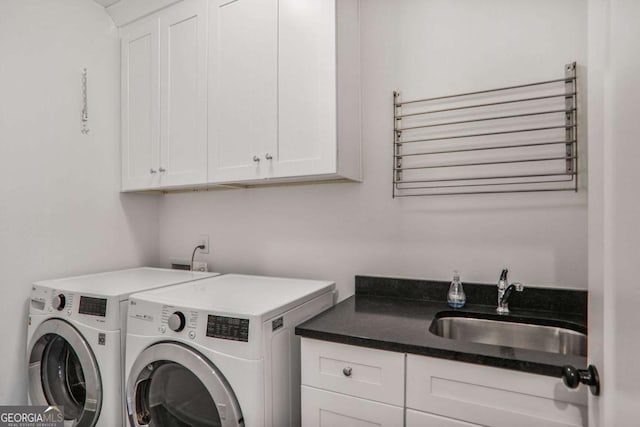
[275,0,340,179]
[121,0,208,191]
[209,0,361,185]
[121,0,360,191]
[159,0,208,187]
[208,0,278,183]
[277,0,361,182]
[121,15,160,191]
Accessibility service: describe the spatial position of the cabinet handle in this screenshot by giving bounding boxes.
[342,367,352,377]
[149,168,157,174]
[159,167,166,173]
[253,156,260,163]
[562,365,600,396]
[265,153,273,160]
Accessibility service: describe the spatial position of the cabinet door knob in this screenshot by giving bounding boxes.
[265,153,273,160]
[342,367,352,377]
[149,168,157,174]
[253,156,260,162]
[562,364,600,396]
[159,167,166,173]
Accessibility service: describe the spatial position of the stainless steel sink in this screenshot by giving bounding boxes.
[429,316,587,356]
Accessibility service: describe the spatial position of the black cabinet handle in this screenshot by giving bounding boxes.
[562,364,600,396]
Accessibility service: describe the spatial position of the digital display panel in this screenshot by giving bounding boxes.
[206,315,249,342]
[78,296,107,317]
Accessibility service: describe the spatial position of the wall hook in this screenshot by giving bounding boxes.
[81,68,90,135]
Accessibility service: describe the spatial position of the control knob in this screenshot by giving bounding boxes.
[168,311,186,332]
[52,294,66,311]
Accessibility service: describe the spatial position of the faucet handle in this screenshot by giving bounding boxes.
[499,268,509,281]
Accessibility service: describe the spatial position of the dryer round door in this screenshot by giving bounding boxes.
[28,318,102,426]
[127,342,244,427]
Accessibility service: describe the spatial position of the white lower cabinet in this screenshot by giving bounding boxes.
[301,338,405,405]
[406,410,482,427]
[301,338,588,427]
[406,355,588,427]
[302,386,404,427]
[301,339,405,427]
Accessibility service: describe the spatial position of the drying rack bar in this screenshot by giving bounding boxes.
[395,172,577,185]
[396,108,575,132]
[395,140,575,157]
[396,76,575,106]
[396,176,574,191]
[398,125,576,145]
[395,93,578,119]
[394,187,576,197]
[394,155,576,171]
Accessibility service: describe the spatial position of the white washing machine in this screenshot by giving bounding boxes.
[125,274,335,427]
[27,267,217,427]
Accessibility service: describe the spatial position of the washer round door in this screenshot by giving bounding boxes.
[126,342,244,427]
[28,318,102,427]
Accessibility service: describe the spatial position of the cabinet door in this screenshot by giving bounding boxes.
[209,0,278,183]
[407,410,482,427]
[121,16,160,191]
[406,355,587,427]
[301,339,405,407]
[301,386,403,427]
[275,0,337,178]
[158,0,208,187]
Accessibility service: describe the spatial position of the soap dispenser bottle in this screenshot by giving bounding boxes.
[447,270,466,308]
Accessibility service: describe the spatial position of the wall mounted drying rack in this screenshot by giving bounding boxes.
[393,62,577,197]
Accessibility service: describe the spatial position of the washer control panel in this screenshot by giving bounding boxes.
[128,297,263,359]
[206,315,250,342]
[78,296,107,317]
[30,286,75,315]
[168,311,186,332]
[29,284,119,329]
[52,294,66,311]
[160,305,199,338]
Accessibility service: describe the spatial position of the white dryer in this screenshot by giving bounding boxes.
[27,267,217,427]
[125,274,335,427]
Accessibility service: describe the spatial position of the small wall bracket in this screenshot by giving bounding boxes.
[81,68,90,135]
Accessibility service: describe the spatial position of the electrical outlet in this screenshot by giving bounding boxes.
[197,235,209,254]
[192,261,208,272]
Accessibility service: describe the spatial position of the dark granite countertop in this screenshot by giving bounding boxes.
[295,276,588,377]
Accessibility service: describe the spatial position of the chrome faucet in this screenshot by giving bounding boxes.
[497,268,524,314]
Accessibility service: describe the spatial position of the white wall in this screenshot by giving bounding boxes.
[0,0,160,403]
[157,0,588,300]
[588,0,640,425]
[606,1,640,421]
[586,0,608,423]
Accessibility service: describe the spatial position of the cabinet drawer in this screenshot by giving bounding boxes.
[301,339,405,406]
[406,355,587,427]
[301,386,403,427]
[407,409,482,427]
